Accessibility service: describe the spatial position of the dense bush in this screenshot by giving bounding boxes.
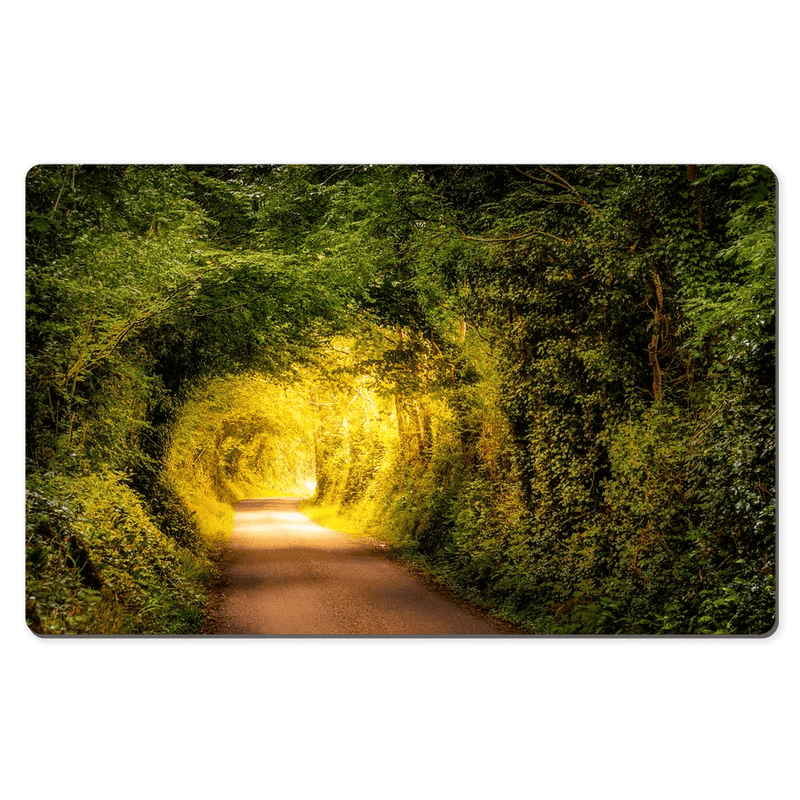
[303,165,776,635]
[26,472,211,634]
[25,166,336,634]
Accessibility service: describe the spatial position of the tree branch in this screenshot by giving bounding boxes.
[48,168,69,221]
[511,166,567,192]
[192,294,266,319]
[453,220,571,246]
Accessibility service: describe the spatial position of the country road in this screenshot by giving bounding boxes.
[205,498,511,635]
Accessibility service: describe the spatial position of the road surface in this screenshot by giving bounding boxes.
[206,498,511,635]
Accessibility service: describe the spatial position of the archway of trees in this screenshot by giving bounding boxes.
[25,164,776,634]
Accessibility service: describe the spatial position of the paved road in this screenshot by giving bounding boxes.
[207,498,510,635]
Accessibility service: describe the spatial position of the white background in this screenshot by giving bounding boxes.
[4,3,796,798]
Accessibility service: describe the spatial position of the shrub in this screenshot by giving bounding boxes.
[26,471,212,635]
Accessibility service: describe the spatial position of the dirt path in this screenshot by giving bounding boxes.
[205,498,511,635]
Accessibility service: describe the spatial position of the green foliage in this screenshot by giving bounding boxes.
[306,165,775,635]
[26,165,360,633]
[165,374,318,541]
[26,472,212,635]
[26,163,776,635]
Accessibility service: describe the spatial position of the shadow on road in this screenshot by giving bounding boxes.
[234,497,301,512]
[203,495,519,635]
